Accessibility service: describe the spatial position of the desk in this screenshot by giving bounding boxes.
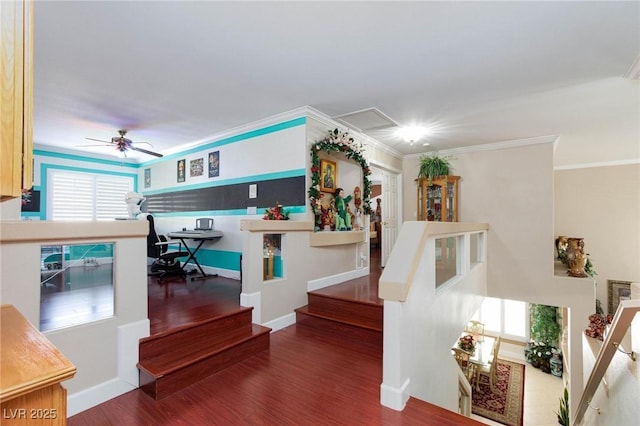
[167,230,223,280]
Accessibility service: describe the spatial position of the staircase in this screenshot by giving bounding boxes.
[137,307,271,399]
[295,283,383,349]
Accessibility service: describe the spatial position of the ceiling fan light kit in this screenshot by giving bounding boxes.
[83,129,163,158]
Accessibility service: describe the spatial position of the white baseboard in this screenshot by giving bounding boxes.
[67,378,136,416]
[240,291,261,324]
[263,313,296,332]
[118,319,150,387]
[195,265,240,280]
[68,319,150,416]
[380,378,410,411]
[308,268,369,292]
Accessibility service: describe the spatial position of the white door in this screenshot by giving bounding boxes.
[381,172,399,267]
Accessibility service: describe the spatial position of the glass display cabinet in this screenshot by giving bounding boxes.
[416,176,460,222]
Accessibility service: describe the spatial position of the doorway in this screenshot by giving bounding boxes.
[368,165,401,267]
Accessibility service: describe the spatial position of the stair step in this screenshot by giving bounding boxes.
[138,307,271,400]
[305,292,383,331]
[295,305,382,350]
[139,308,254,361]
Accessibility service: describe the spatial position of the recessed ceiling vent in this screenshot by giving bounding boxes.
[332,107,399,132]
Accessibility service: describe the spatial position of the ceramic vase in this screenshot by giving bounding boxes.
[566,237,588,277]
[550,352,563,377]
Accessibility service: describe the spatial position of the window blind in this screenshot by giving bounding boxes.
[49,170,133,221]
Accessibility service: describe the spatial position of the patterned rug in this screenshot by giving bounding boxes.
[471,359,525,426]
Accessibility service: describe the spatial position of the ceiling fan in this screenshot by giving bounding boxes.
[84,129,163,158]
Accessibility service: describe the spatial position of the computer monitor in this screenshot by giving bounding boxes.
[195,218,213,230]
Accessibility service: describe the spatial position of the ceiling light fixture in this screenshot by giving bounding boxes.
[396,125,430,145]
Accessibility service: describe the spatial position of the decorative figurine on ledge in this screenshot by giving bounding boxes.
[353,186,362,211]
[125,191,146,219]
[333,187,352,231]
[353,208,364,231]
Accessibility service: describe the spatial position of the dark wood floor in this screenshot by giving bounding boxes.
[68,247,481,425]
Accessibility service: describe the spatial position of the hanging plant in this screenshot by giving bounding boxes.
[309,128,372,217]
[417,152,451,183]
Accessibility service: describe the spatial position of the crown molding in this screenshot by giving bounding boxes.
[163,106,315,155]
[303,106,404,159]
[554,158,640,171]
[169,105,403,159]
[404,135,559,160]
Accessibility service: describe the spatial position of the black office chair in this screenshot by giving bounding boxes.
[145,214,189,282]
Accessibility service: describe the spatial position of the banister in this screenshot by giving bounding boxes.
[378,221,488,302]
[573,299,640,425]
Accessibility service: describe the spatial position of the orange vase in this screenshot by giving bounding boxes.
[566,238,587,277]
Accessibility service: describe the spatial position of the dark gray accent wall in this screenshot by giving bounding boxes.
[144,176,306,213]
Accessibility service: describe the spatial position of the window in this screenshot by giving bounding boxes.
[40,243,114,331]
[472,297,528,341]
[48,170,133,220]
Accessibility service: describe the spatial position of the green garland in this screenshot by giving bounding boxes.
[308,128,372,216]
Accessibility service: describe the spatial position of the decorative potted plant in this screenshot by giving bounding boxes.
[556,387,569,426]
[527,304,562,373]
[457,334,476,354]
[417,152,451,184]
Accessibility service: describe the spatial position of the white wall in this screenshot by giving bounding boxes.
[555,164,640,308]
[558,164,640,425]
[379,222,487,411]
[402,140,596,417]
[0,221,149,416]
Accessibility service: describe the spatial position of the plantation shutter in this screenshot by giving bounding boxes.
[96,176,132,220]
[49,170,133,220]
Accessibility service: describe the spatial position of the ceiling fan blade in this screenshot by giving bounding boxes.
[86,137,111,143]
[131,146,163,158]
[78,144,111,147]
[133,141,154,148]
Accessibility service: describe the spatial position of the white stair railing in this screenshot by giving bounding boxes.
[573,299,640,425]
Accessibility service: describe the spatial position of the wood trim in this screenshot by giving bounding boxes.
[0,220,149,243]
[0,305,76,402]
[240,220,314,232]
[309,230,365,246]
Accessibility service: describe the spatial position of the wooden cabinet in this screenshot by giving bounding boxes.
[0,305,76,425]
[416,176,460,222]
[1,0,33,199]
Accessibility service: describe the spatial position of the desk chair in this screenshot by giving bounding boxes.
[476,336,502,393]
[145,214,189,283]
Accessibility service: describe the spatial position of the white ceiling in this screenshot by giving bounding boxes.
[33,1,639,167]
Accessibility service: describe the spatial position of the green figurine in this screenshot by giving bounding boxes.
[333,187,352,231]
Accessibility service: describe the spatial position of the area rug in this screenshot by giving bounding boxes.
[472,359,525,426]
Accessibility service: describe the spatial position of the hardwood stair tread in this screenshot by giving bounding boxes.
[296,305,382,332]
[138,323,271,377]
[140,307,254,343]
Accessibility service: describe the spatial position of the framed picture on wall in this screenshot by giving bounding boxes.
[608,280,632,315]
[190,158,204,177]
[144,168,151,188]
[208,151,220,178]
[319,159,337,193]
[177,159,186,183]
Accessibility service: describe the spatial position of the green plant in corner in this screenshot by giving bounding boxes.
[556,386,569,426]
[417,152,451,184]
[530,304,562,348]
